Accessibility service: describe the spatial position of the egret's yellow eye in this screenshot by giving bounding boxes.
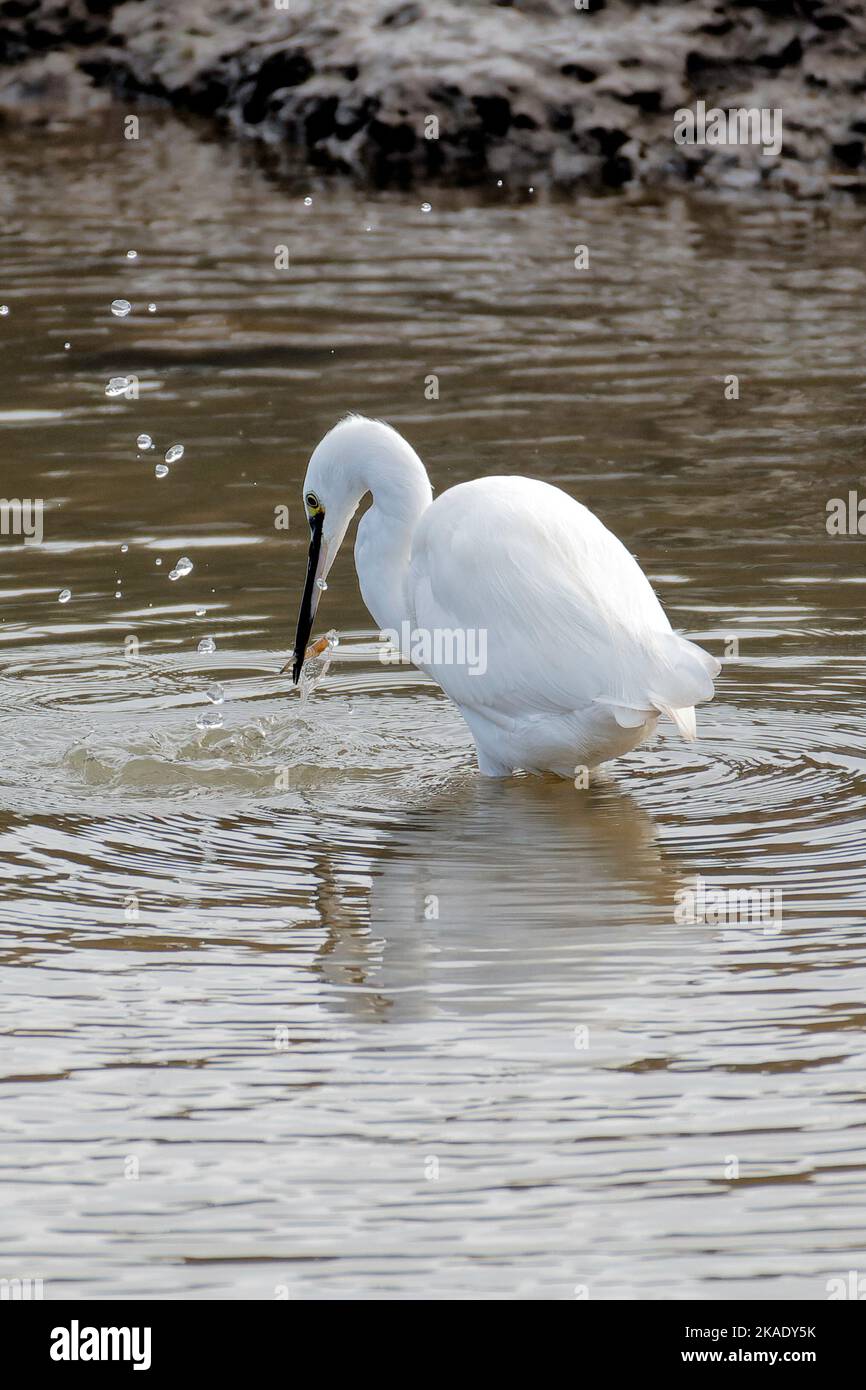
[305,491,320,511]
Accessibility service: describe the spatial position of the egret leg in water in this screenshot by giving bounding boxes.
[288,415,720,778]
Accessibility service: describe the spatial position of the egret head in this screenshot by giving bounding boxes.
[287,417,369,684]
[287,415,433,683]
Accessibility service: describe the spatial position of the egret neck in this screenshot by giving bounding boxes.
[354,456,432,637]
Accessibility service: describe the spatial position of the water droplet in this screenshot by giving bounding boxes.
[126,249,138,260]
[316,577,328,591]
[147,303,157,313]
[169,556,193,581]
[105,376,131,397]
[58,588,71,604]
[195,607,206,617]
[420,202,432,213]
[164,443,184,463]
[110,298,132,317]
[0,305,9,316]
[120,543,128,553]
[196,709,223,731]
[155,558,162,566]
[205,683,225,704]
[155,464,168,478]
[303,196,312,206]
[136,432,153,450]
[115,590,121,598]
[63,341,71,349]
[496,179,503,187]
[197,636,216,654]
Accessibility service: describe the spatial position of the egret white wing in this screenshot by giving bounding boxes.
[407,475,718,732]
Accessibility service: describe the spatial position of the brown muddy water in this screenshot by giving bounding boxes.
[0,110,865,1301]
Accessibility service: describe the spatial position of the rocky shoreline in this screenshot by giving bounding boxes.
[1,0,865,198]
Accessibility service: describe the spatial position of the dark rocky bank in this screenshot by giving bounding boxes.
[1,0,865,198]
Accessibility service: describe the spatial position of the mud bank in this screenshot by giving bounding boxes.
[1,0,865,198]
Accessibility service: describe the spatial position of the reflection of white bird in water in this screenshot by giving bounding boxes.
[289,415,720,778]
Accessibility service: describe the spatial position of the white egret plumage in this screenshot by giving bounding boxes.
[289,415,720,778]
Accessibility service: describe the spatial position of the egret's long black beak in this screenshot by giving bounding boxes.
[288,510,325,685]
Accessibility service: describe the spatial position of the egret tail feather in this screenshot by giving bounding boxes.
[654,701,697,741]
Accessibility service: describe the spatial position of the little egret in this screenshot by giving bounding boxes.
[289,415,720,778]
